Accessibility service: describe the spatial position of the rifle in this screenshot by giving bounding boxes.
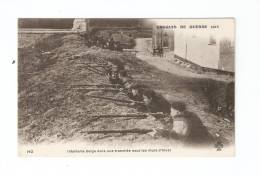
[84,66,105,76]
[91,57,108,65]
[76,62,105,74]
[70,84,121,87]
[83,112,166,126]
[88,65,109,69]
[68,55,80,60]
[89,112,165,118]
[85,65,104,73]
[76,63,108,68]
[80,128,153,134]
[72,88,121,92]
[85,95,144,105]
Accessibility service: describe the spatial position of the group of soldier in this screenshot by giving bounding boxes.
[152,47,164,57]
[84,34,123,52]
[97,59,214,146]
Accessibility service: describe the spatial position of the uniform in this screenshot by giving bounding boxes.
[126,83,151,101]
[104,65,113,77]
[108,74,121,84]
[119,77,133,87]
[106,61,123,85]
[108,38,115,50]
[125,89,143,102]
[144,93,171,114]
[156,111,214,146]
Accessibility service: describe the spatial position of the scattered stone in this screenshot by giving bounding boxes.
[215,133,220,137]
[43,107,58,119]
[223,118,231,123]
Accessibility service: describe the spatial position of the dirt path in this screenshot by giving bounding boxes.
[134,38,234,146]
[135,38,233,82]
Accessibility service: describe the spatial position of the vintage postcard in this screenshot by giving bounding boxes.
[18,18,235,156]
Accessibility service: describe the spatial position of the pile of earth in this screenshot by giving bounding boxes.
[18,34,169,145]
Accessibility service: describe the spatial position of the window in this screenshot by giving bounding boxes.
[208,36,216,45]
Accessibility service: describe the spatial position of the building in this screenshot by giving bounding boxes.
[152,24,235,72]
[72,19,90,32]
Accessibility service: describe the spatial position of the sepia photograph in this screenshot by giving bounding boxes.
[17,18,235,156]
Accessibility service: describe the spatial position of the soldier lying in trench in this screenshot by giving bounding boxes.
[147,101,214,146]
[107,70,121,85]
[141,89,171,114]
[118,70,133,87]
[125,83,146,102]
[106,62,125,85]
[104,61,113,76]
[122,88,171,116]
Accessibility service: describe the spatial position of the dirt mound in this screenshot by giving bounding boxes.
[18,33,149,144]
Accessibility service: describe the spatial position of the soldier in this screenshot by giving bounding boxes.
[118,70,133,87]
[126,83,146,102]
[99,37,106,49]
[92,35,99,47]
[106,59,125,84]
[107,70,121,85]
[86,38,92,48]
[108,37,115,50]
[120,83,149,112]
[96,37,101,47]
[113,59,124,72]
[104,61,113,77]
[152,101,214,146]
[159,47,164,57]
[152,48,157,56]
[141,89,171,114]
[114,41,123,51]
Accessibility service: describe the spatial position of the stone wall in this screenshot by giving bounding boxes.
[72,19,89,32]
